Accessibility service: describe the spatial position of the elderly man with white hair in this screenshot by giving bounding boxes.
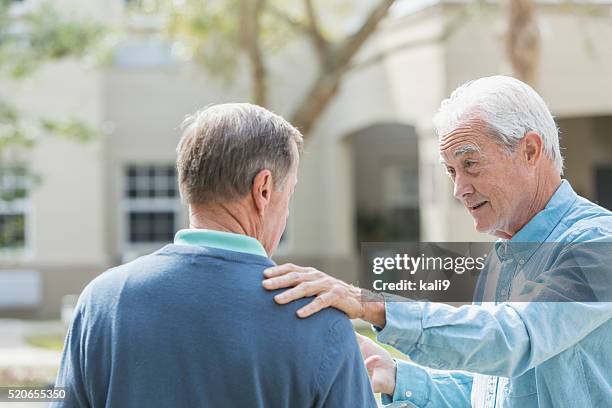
[263,76,612,407]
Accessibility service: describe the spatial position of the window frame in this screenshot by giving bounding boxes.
[120,163,183,262]
[0,166,33,258]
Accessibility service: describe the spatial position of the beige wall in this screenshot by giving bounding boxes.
[0,59,107,266]
[0,59,109,318]
[0,0,120,318]
[4,1,612,318]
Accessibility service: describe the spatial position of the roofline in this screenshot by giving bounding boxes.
[389,0,612,21]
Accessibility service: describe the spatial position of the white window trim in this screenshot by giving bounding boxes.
[120,163,183,262]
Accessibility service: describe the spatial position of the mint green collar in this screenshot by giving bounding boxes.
[174,229,268,258]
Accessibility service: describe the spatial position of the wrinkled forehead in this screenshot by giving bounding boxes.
[439,130,481,161]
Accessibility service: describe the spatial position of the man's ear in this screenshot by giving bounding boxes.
[522,131,544,166]
[252,169,273,216]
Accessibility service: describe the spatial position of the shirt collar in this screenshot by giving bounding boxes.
[495,179,577,261]
[174,229,268,258]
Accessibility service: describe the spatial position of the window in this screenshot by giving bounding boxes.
[114,39,177,68]
[383,163,419,208]
[0,167,29,250]
[129,211,175,243]
[126,164,177,200]
[124,164,181,248]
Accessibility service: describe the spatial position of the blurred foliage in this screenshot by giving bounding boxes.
[0,1,105,77]
[157,0,373,83]
[155,0,398,132]
[355,327,408,361]
[0,0,106,249]
[165,0,243,82]
[0,165,32,202]
[0,101,34,152]
[25,334,65,351]
[162,0,301,83]
[40,118,102,143]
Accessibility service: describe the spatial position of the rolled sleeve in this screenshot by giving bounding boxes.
[381,360,430,407]
[375,297,423,353]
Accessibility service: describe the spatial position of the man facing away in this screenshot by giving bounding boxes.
[52,103,377,408]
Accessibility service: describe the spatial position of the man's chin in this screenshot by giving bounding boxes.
[473,219,493,234]
[474,221,512,239]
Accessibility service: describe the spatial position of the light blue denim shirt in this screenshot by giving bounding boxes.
[379,180,612,408]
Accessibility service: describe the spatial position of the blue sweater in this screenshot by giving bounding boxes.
[53,244,377,407]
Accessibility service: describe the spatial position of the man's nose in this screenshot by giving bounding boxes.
[453,174,474,200]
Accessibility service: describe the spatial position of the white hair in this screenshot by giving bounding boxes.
[433,75,563,174]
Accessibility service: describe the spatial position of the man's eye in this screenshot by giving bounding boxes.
[446,167,456,178]
[464,160,476,168]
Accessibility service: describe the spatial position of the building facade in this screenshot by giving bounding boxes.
[1,0,611,318]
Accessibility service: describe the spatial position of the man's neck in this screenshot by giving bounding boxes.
[499,173,562,239]
[189,202,260,239]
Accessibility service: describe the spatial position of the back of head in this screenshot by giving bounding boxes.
[176,103,304,204]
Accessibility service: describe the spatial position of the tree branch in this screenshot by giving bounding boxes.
[506,0,540,87]
[239,0,268,106]
[267,3,310,35]
[351,7,472,72]
[332,0,395,70]
[303,0,330,65]
[290,0,397,135]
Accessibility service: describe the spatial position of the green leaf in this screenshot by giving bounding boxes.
[40,118,103,142]
[0,102,18,124]
[0,2,106,78]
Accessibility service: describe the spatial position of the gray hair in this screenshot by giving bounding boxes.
[433,75,563,174]
[176,103,303,204]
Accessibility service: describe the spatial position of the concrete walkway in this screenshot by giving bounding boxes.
[0,320,65,408]
[0,319,63,369]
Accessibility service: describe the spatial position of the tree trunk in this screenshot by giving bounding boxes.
[506,0,540,87]
[239,0,268,106]
[290,0,396,136]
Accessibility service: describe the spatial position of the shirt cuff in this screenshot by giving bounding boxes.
[381,359,430,407]
[374,296,423,353]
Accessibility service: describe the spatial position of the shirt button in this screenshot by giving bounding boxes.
[405,390,412,398]
[519,259,525,265]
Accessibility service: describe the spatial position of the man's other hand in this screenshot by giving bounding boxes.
[262,263,365,319]
[356,333,397,396]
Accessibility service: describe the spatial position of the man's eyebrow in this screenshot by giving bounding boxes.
[453,144,481,158]
[439,144,481,164]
